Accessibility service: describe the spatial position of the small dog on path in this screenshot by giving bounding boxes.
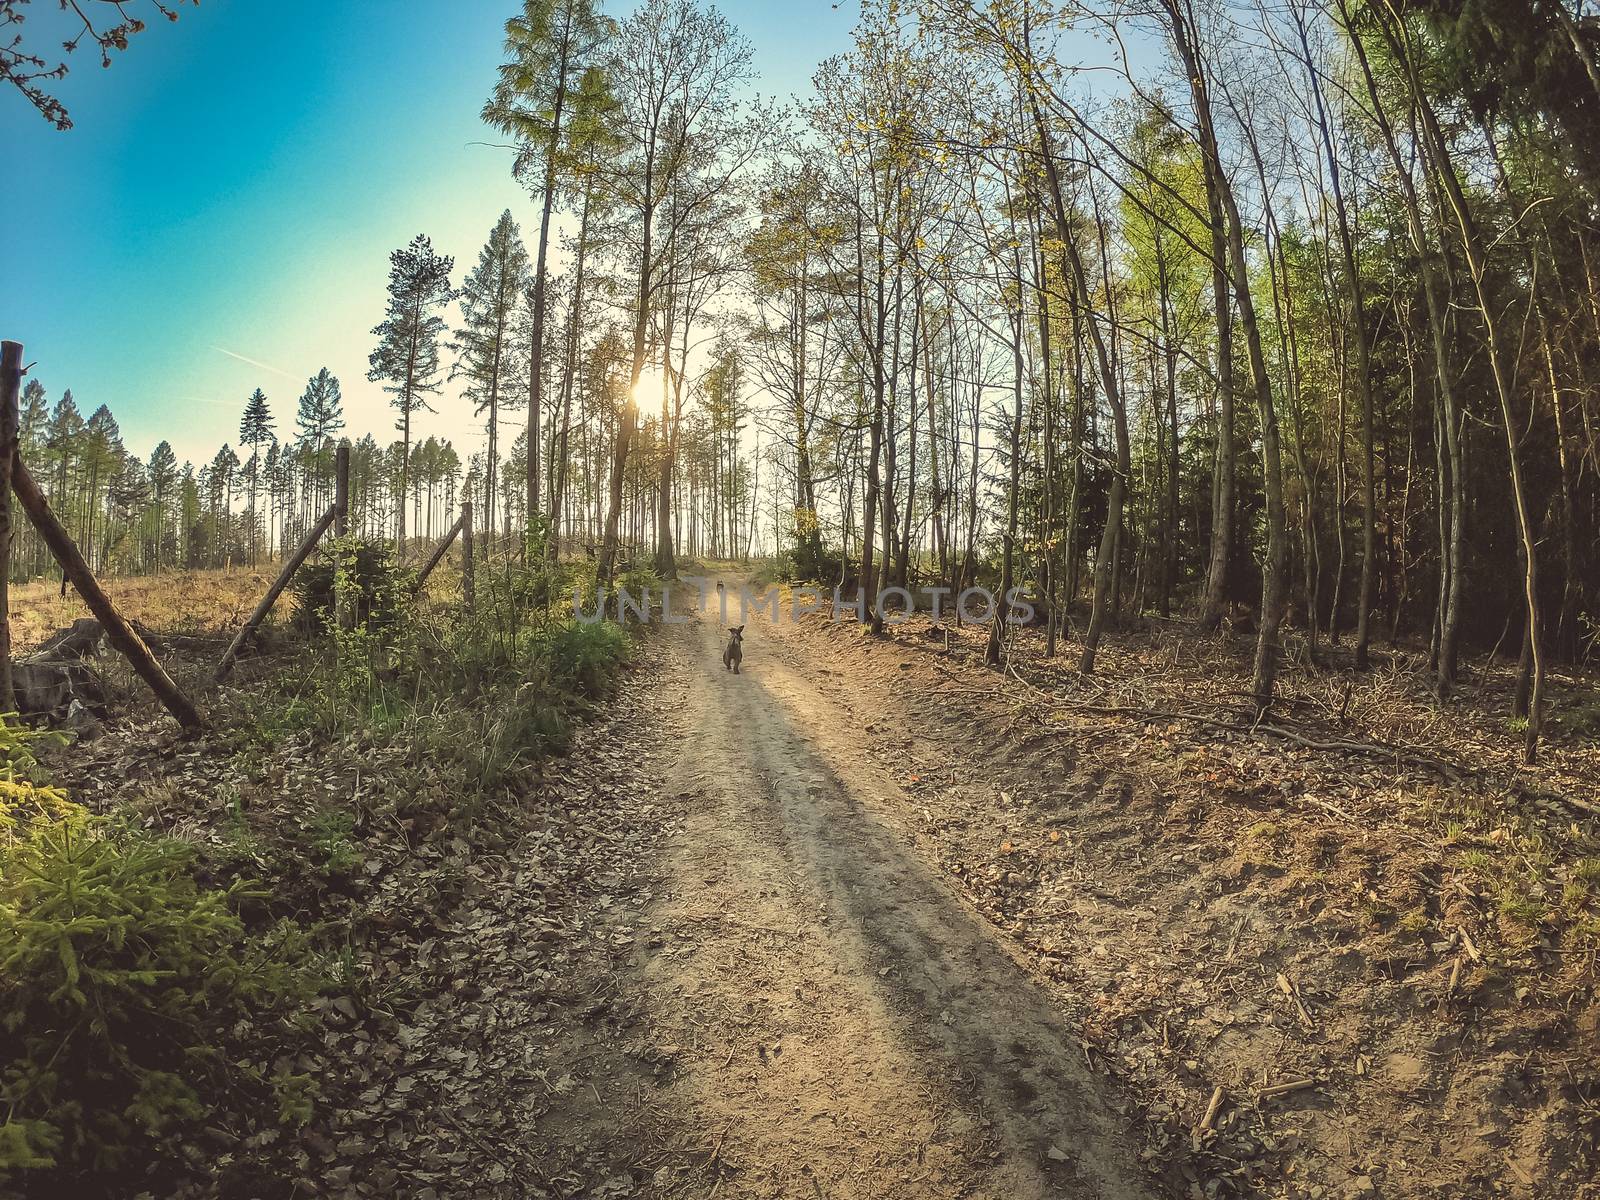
[723,625,744,674]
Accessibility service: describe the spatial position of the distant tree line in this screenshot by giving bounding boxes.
[8,372,464,578]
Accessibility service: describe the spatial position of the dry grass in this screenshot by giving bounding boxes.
[10,566,286,651]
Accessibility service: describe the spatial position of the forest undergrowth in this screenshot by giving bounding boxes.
[0,547,655,1198]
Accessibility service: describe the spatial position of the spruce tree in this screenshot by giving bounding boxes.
[19,379,47,447]
[82,406,123,569]
[369,235,454,558]
[147,441,179,571]
[295,369,344,518]
[295,368,344,445]
[239,389,274,566]
[46,390,83,514]
[451,210,530,543]
[207,444,240,566]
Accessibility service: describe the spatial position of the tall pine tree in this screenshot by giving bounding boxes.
[239,389,274,565]
[483,0,612,542]
[369,235,454,558]
[451,209,530,543]
[295,368,344,522]
[147,441,179,571]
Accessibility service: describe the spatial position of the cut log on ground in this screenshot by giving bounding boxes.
[13,655,106,725]
[34,617,173,660]
[36,617,108,660]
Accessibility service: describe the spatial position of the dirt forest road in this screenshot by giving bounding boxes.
[611,584,1151,1200]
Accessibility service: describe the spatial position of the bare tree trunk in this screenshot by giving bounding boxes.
[461,499,476,612]
[1379,6,1545,759]
[0,341,18,713]
[600,167,655,582]
[1033,236,1059,655]
[1164,0,1288,712]
[216,503,337,684]
[525,24,574,550]
[1342,1,1465,691]
[412,513,464,595]
[1029,107,1128,673]
[551,187,594,555]
[859,222,889,634]
[1161,258,1180,621]
[1291,6,1375,666]
[987,279,1026,668]
[655,286,679,580]
[1197,132,1236,630]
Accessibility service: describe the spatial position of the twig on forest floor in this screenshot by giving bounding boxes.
[1192,1084,1226,1150]
[1442,955,1464,1007]
[1301,794,1360,823]
[438,1110,527,1174]
[1225,914,1248,961]
[1276,972,1316,1030]
[709,1124,729,1165]
[927,638,1598,820]
[1258,1076,1316,1099]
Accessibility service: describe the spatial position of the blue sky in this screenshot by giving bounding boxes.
[1,0,856,468]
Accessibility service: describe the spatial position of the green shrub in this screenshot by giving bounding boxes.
[544,619,629,699]
[406,616,630,790]
[773,529,842,585]
[0,726,317,1185]
[293,535,408,631]
[308,804,358,876]
[0,719,65,779]
[617,561,661,597]
[464,685,574,788]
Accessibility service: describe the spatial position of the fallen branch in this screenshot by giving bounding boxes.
[1258,1076,1316,1099]
[1003,660,1471,783]
[1276,972,1316,1031]
[1198,1084,1224,1131]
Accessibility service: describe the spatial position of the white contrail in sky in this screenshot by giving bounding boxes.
[210,345,298,381]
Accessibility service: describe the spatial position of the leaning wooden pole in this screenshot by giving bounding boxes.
[334,440,350,538]
[461,499,475,613]
[0,341,19,714]
[333,440,353,631]
[11,454,205,730]
[410,512,464,596]
[214,503,337,685]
